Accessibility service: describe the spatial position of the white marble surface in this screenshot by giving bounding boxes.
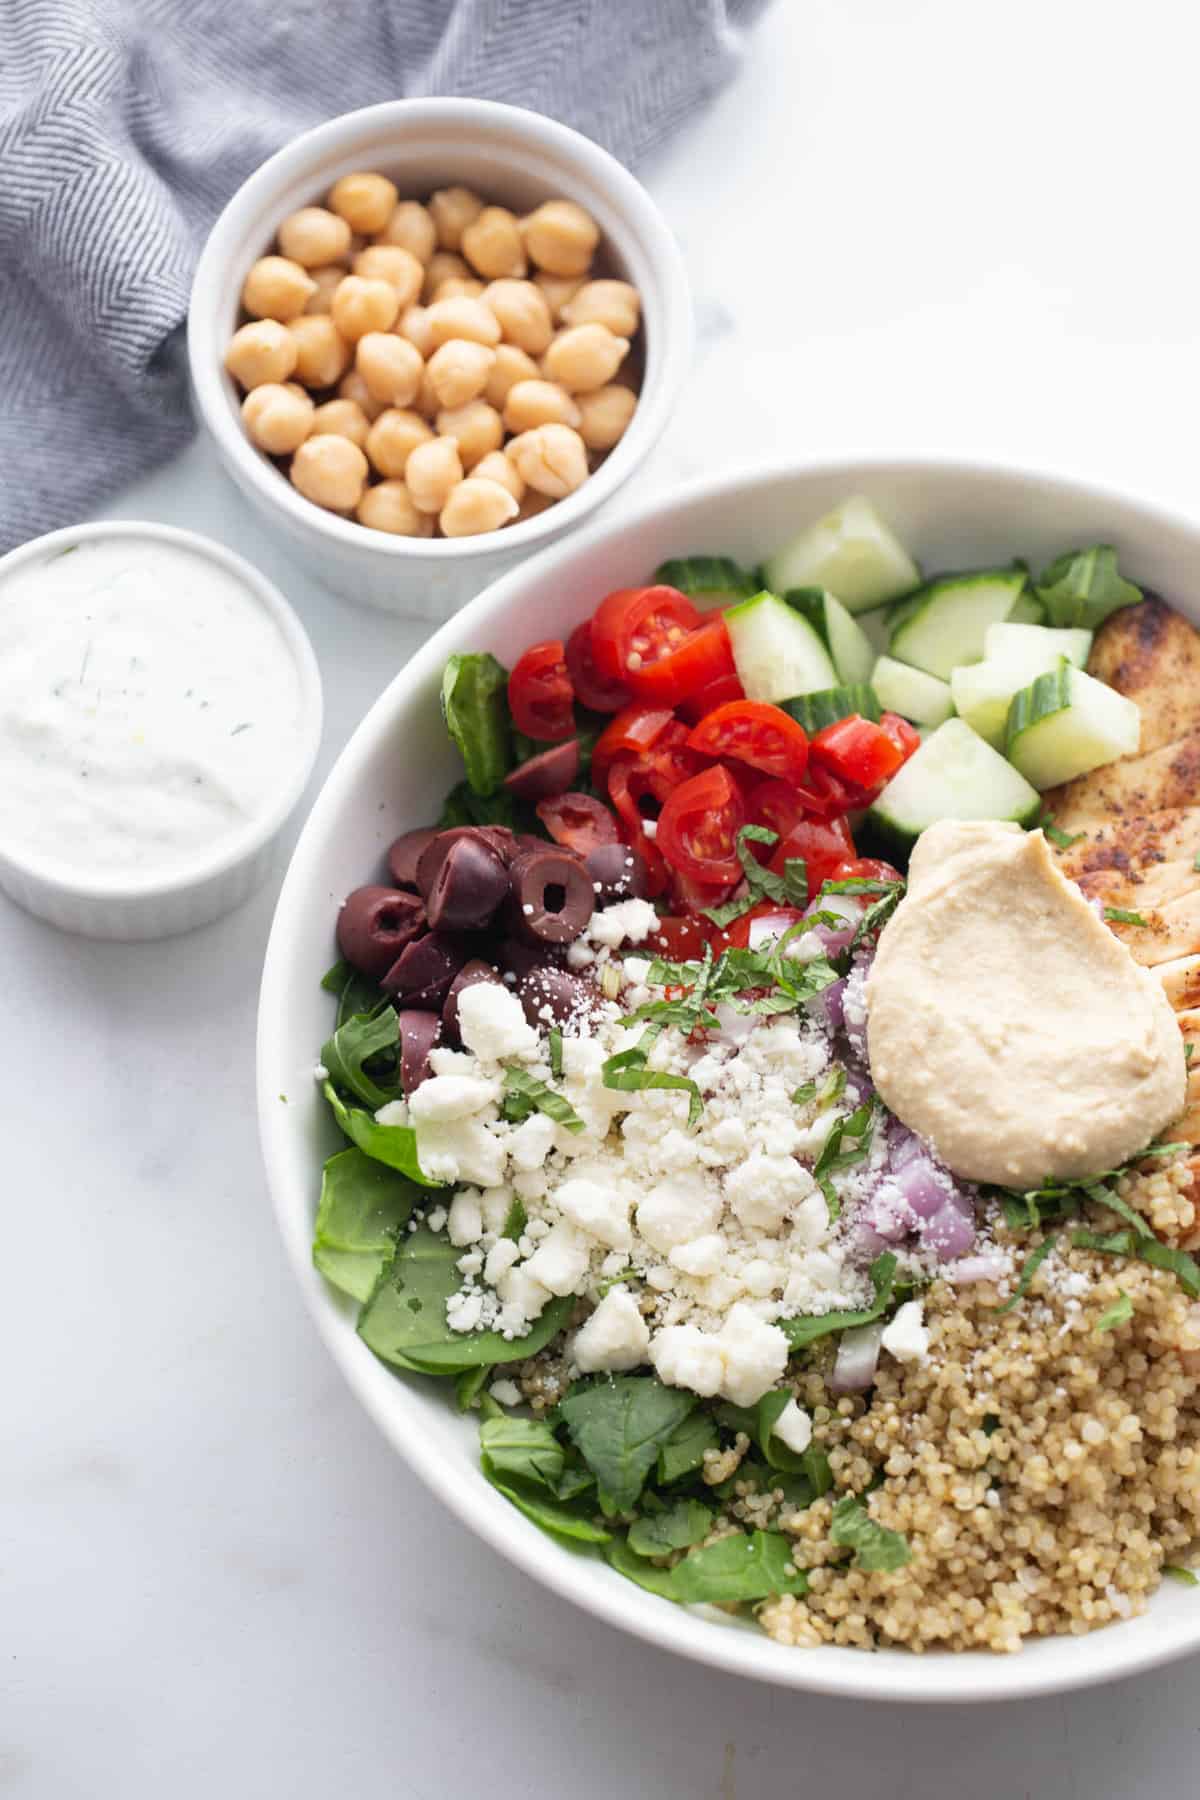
[5,3,1200,1794]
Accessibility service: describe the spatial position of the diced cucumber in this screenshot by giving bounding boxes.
[653,555,758,608]
[763,496,920,613]
[781,684,880,734]
[724,590,836,703]
[868,719,1041,850]
[984,621,1093,669]
[785,588,877,684]
[1006,589,1047,625]
[856,603,894,657]
[949,661,1026,749]
[888,567,1030,679]
[1005,664,1141,790]
[871,655,954,727]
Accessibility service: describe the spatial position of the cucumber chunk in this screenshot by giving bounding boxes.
[781,684,880,734]
[949,660,1026,749]
[785,588,877,684]
[724,590,836,702]
[871,655,954,727]
[1006,589,1047,625]
[653,555,758,608]
[984,621,1093,669]
[888,568,1030,679]
[763,496,920,613]
[868,718,1041,850]
[1005,664,1140,790]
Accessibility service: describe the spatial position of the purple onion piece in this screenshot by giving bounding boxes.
[820,977,846,1035]
[944,1252,1010,1285]
[892,1153,952,1222]
[802,891,861,957]
[922,1198,976,1262]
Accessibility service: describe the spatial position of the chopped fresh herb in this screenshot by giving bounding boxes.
[812,1095,878,1218]
[701,825,809,927]
[1104,907,1148,927]
[1071,1227,1200,1299]
[548,1027,564,1079]
[1187,1044,1195,1065]
[829,1495,911,1572]
[981,1413,1001,1436]
[818,876,905,951]
[1096,1291,1134,1332]
[1036,806,1085,850]
[779,1252,899,1350]
[502,1194,527,1241]
[1035,545,1142,631]
[994,1232,1059,1313]
[1083,1182,1152,1238]
[1194,852,1200,874]
[501,1066,585,1132]
[1164,1565,1199,1587]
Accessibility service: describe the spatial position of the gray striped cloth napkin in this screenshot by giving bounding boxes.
[0,0,769,552]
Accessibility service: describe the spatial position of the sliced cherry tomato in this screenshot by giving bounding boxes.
[768,815,856,897]
[669,867,740,919]
[880,710,921,762]
[810,713,905,791]
[831,856,904,884]
[564,619,631,714]
[745,777,804,845]
[646,914,708,959]
[536,792,620,856]
[591,705,674,788]
[657,765,745,885]
[686,699,809,787]
[508,640,575,741]
[589,585,701,684]
[626,616,737,707]
[676,670,746,725]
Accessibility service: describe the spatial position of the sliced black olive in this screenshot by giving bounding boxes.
[416,825,517,900]
[426,834,509,932]
[386,827,439,890]
[503,739,580,800]
[380,932,469,1007]
[508,846,594,945]
[518,964,600,1031]
[336,885,426,980]
[443,958,503,1043]
[398,1009,442,1093]
[496,937,567,982]
[585,842,649,905]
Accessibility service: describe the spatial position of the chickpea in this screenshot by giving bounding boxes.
[521,200,599,277]
[398,304,435,358]
[440,476,520,537]
[357,480,434,537]
[472,449,525,503]
[435,398,503,469]
[338,369,386,421]
[432,277,486,303]
[542,322,629,393]
[483,343,541,410]
[290,433,369,512]
[503,378,581,433]
[576,383,637,450]
[429,185,484,251]
[328,171,399,236]
[351,245,423,310]
[534,271,585,321]
[356,332,424,406]
[460,206,526,279]
[241,383,314,454]
[277,206,352,269]
[303,265,349,315]
[364,407,434,478]
[309,397,370,449]
[507,423,588,498]
[425,295,501,350]
[242,255,316,322]
[416,365,441,420]
[422,251,471,302]
[426,339,496,409]
[405,435,464,513]
[376,199,437,265]
[225,319,298,389]
[331,275,400,342]
[482,279,553,355]
[287,314,351,388]
[561,279,640,338]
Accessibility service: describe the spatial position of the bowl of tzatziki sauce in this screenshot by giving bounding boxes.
[0,521,322,939]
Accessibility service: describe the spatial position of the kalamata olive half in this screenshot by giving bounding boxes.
[443,958,503,1042]
[585,842,649,905]
[503,739,580,800]
[416,825,517,899]
[386,827,439,890]
[398,1009,442,1093]
[508,846,594,945]
[381,931,469,1007]
[496,936,567,982]
[426,834,509,932]
[336,885,426,980]
[518,964,600,1031]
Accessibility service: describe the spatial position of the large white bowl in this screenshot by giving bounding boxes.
[258,456,1200,1701]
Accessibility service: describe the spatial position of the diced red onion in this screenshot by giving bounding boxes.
[944,1252,1010,1285]
[922,1199,976,1261]
[863,1182,913,1243]
[801,892,861,957]
[893,1153,952,1221]
[830,1322,885,1393]
[820,977,846,1034]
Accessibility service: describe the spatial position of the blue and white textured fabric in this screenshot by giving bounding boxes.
[0,0,769,550]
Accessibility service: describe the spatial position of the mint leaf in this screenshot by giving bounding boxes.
[829,1495,911,1572]
[1071,1227,1200,1299]
[559,1377,698,1515]
[994,1231,1059,1313]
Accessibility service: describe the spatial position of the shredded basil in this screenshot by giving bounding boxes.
[1164,1565,1199,1587]
[701,825,809,928]
[1104,907,1148,927]
[501,1067,585,1133]
[1071,1227,1200,1299]
[779,1252,899,1350]
[1096,1291,1134,1332]
[1037,808,1086,850]
[548,1027,564,1079]
[994,1232,1059,1313]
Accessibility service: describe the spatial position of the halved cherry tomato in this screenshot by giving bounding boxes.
[810,713,905,791]
[657,765,745,885]
[646,914,708,959]
[676,670,746,725]
[606,721,704,897]
[669,867,740,918]
[686,699,809,787]
[591,705,674,788]
[626,616,737,707]
[536,792,620,855]
[508,640,574,741]
[831,856,903,884]
[745,777,804,847]
[564,619,631,714]
[589,585,700,684]
[768,815,856,896]
[880,710,921,762]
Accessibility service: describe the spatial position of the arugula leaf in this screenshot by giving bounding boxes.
[1071,1227,1200,1299]
[671,1530,808,1604]
[779,1252,899,1350]
[1096,1291,1134,1332]
[501,1066,585,1133]
[441,652,512,796]
[320,1005,400,1110]
[605,1533,685,1598]
[1035,545,1142,630]
[829,1495,911,1572]
[994,1231,1059,1313]
[358,1227,574,1372]
[1164,1565,1199,1587]
[311,1147,419,1302]
[323,1081,439,1186]
[657,1411,720,1484]
[480,1411,565,1488]
[321,958,385,1028]
[558,1376,698,1515]
[628,1499,713,1557]
[1036,807,1085,851]
[1104,906,1148,927]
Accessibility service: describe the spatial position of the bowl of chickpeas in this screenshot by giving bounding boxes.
[188,99,691,619]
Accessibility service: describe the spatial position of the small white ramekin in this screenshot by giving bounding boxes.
[0,521,323,941]
[188,98,691,621]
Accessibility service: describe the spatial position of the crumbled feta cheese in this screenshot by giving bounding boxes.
[446,1292,483,1332]
[636,1174,722,1252]
[483,1238,520,1285]
[667,1233,725,1277]
[714,1304,789,1406]
[586,897,658,948]
[881,1300,931,1365]
[425,1205,448,1234]
[740,1257,782,1298]
[447,1190,484,1247]
[488,1379,522,1406]
[772,1397,813,1454]
[573,1286,650,1373]
[407,1074,499,1123]
[649,1323,726,1397]
[521,1224,590,1296]
[414,1117,505,1189]
[555,1174,632,1249]
[724,1152,816,1233]
[495,1263,551,1325]
[428,1048,477,1077]
[623,956,651,984]
[374,1099,409,1126]
[479,1185,513,1233]
[507,1111,557,1172]
[457,982,539,1061]
[566,941,596,969]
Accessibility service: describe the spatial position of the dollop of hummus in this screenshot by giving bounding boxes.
[866,820,1186,1187]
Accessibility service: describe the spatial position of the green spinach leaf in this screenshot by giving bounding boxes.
[671,1530,808,1604]
[441,652,512,796]
[657,1411,720,1484]
[489,1476,612,1545]
[311,1147,420,1302]
[559,1376,698,1515]
[778,1252,898,1350]
[627,1500,713,1557]
[323,1081,438,1186]
[829,1494,911,1572]
[480,1412,565,1488]
[1035,545,1142,630]
[605,1533,685,1598]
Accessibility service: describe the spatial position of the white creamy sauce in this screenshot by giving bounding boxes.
[0,536,306,877]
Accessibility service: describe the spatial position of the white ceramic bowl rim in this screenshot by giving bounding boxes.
[258,453,1200,1702]
[188,97,692,562]
[0,520,323,900]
